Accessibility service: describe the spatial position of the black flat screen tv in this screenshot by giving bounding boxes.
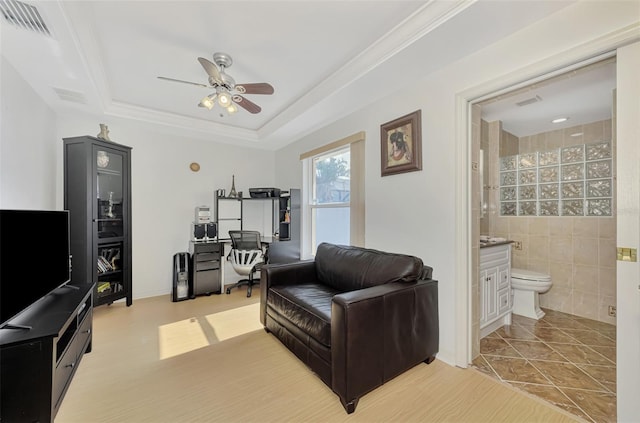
[0,209,71,329]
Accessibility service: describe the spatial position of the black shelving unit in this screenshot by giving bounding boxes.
[212,189,300,263]
[267,189,301,264]
[213,193,243,241]
[214,192,279,241]
[278,195,291,240]
[64,136,132,307]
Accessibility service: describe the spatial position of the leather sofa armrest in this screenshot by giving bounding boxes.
[261,260,317,288]
[331,279,439,412]
[260,260,317,325]
[421,265,433,280]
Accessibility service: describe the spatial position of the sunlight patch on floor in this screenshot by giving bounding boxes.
[158,317,210,360]
[158,302,262,359]
[204,302,262,341]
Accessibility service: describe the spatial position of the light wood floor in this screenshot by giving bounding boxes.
[56,291,580,422]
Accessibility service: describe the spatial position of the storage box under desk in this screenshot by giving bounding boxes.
[189,241,222,296]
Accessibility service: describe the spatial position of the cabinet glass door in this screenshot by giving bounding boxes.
[95,148,124,239]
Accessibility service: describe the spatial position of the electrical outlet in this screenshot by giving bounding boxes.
[608,305,616,317]
[513,241,522,250]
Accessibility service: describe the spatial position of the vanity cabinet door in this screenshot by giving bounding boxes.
[483,268,499,324]
[480,243,513,336]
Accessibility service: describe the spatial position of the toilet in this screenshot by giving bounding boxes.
[510,268,553,320]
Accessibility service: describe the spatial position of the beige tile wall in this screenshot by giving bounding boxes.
[486,119,616,325]
[492,216,616,324]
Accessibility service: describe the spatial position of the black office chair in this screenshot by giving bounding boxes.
[225,230,265,297]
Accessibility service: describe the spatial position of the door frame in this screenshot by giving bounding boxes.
[454,26,639,366]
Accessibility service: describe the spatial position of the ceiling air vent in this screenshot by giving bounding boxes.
[0,0,50,36]
[54,88,87,105]
[516,95,542,107]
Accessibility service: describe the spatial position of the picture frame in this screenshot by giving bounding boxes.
[380,109,422,177]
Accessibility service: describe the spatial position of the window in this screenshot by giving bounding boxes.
[499,141,613,216]
[310,147,350,252]
[300,132,365,257]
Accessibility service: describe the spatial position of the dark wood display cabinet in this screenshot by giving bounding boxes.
[0,284,94,423]
[64,136,132,307]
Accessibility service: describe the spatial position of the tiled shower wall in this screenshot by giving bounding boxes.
[481,119,616,325]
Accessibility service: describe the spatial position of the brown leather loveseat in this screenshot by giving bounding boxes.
[260,243,439,413]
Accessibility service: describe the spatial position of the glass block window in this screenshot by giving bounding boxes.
[500,156,517,171]
[501,171,517,186]
[539,167,558,183]
[499,141,613,216]
[519,185,537,200]
[540,201,559,216]
[540,184,558,199]
[561,145,584,163]
[519,153,537,168]
[501,187,517,201]
[539,150,559,166]
[501,202,517,216]
[519,169,537,184]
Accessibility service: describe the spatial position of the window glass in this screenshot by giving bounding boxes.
[312,149,350,204]
[310,147,350,253]
[312,207,350,247]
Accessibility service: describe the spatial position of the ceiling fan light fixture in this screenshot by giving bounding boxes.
[218,91,231,107]
[199,95,215,110]
[160,52,274,116]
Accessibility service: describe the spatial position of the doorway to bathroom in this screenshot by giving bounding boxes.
[469,57,617,423]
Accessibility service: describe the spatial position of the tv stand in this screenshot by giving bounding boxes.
[0,283,93,422]
[63,283,81,290]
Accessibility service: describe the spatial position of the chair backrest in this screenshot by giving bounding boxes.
[228,230,263,276]
[229,230,262,251]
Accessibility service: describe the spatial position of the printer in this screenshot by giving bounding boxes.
[249,188,281,198]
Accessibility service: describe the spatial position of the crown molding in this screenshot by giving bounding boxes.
[259,0,476,138]
[55,0,475,146]
[106,100,260,143]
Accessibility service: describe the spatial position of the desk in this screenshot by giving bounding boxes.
[266,238,301,264]
[214,189,301,268]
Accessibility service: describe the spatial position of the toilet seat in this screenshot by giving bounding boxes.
[511,268,551,282]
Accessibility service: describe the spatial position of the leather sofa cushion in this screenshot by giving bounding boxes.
[268,283,339,347]
[315,243,424,292]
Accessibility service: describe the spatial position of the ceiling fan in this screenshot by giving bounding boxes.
[158,52,274,114]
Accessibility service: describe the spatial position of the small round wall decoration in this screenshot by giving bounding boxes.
[189,162,200,172]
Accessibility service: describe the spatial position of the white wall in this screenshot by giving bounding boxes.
[274,1,640,365]
[1,57,57,209]
[54,115,276,299]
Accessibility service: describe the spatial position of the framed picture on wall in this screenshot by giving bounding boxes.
[380,109,422,176]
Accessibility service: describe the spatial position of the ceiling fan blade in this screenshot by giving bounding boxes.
[235,83,274,95]
[197,57,223,84]
[157,76,208,88]
[234,95,262,114]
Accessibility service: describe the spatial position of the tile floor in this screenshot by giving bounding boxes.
[472,308,616,423]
